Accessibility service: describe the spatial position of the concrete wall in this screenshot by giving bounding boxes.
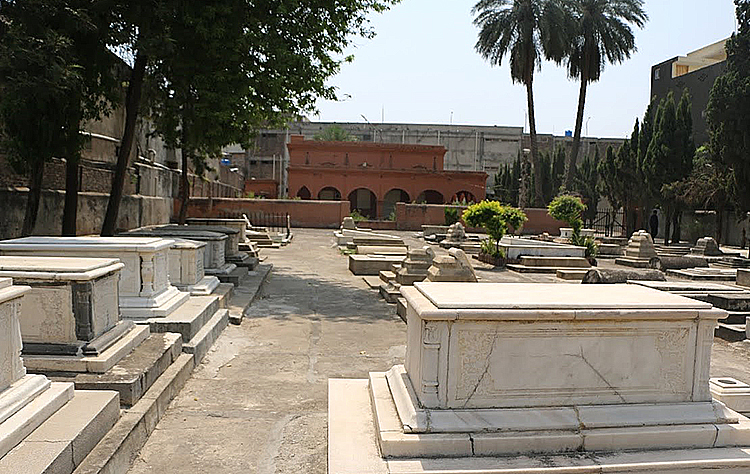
[182,198,351,229]
[0,189,172,239]
[521,208,568,235]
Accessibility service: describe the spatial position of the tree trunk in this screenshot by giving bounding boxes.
[518,154,529,208]
[716,206,725,244]
[21,160,45,236]
[526,81,543,208]
[62,156,79,236]
[101,51,147,236]
[566,77,589,191]
[177,149,190,224]
[663,207,672,246]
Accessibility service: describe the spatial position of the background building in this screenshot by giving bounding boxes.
[286,135,487,219]
[650,38,729,145]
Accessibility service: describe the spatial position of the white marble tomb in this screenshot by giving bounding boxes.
[329,282,750,472]
[0,278,75,460]
[0,256,150,373]
[0,237,189,319]
[167,239,220,295]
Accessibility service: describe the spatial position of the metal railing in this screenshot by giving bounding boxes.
[587,209,626,238]
[218,210,291,237]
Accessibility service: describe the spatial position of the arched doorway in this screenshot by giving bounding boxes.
[382,188,410,219]
[347,188,377,219]
[318,186,342,200]
[416,190,444,204]
[450,191,477,204]
[296,186,311,200]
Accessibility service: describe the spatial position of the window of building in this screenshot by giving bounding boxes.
[654,68,660,80]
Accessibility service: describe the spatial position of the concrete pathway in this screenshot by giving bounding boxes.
[127,228,750,473]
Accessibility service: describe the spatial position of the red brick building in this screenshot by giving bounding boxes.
[287,135,487,219]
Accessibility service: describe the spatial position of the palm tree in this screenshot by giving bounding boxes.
[473,0,566,208]
[562,0,647,191]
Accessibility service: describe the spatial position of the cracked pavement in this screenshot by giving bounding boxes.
[126,228,750,473]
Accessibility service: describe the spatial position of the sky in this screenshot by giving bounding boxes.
[313,0,738,139]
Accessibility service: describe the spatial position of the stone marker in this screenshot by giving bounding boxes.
[691,236,724,256]
[396,247,435,286]
[614,230,658,268]
[160,224,254,267]
[341,217,357,230]
[739,269,750,288]
[439,222,466,249]
[329,282,750,472]
[649,255,709,271]
[425,248,477,282]
[582,268,666,284]
[0,257,146,360]
[0,237,189,319]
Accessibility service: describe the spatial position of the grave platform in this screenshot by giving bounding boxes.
[668,268,738,281]
[210,264,248,286]
[508,256,591,274]
[349,255,406,276]
[330,282,750,473]
[49,331,182,407]
[165,239,221,296]
[0,237,190,319]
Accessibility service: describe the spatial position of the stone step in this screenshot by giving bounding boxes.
[213,282,235,308]
[215,265,249,286]
[379,270,396,283]
[361,276,382,290]
[0,390,120,474]
[226,264,272,325]
[508,264,593,274]
[379,284,401,304]
[397,298,407,322]
[556,269,590,281]
[144,295,220,343]
[716,323,746,342]
[518,256,591,268]
[71,332,182,407]
[704,292,750,312]
[72,353,194,474]
[614,257,652,268]
[24,325,150,375]
[349,255,406,276]
[183,309,229,364]
[395,273,428,286]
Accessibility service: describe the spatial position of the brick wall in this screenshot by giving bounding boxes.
[182,198,351,228]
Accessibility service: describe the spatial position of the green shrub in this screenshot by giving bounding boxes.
[349,209,367,222]
[462,200,527,253]
[548,195,598,257]
[480,239,505,258]
[444,207,460,225]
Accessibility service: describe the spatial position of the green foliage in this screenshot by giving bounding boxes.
[386,210,396,221]
[349,209,367,222]
[462,200,527,251]
[574,149,600,223]
[314,125,358,142]
[480,239,506,259]
[548,195,586,237]
[444,207,460,226]
[576,235,598,258]
[706,0,750,211]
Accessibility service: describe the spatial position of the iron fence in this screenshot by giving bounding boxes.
[587,209,626,238]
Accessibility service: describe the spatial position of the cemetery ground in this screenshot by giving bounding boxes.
[126,228,750,474]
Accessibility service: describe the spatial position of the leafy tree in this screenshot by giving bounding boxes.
[0,0,117,236]
[643,90,694,244]
[101,0,399,235]
[548,194,597,256]
[463,200,527,254]
[561,0,647,190]
[706,0,750,212]
[314,125,358,141]
[574,148,599,224]
[665,146,735,244]
[473,0,567,207]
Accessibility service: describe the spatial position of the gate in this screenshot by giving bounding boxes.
[587,209,626,238]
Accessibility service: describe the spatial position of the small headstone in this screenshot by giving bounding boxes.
[426,248,478,282]
[440,223,467,249]
[342,217,357,230]
[396,247,435,285]
[691,237,724,256]
[615,230,657,268]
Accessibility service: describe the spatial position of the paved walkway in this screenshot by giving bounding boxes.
[128,228,750,473]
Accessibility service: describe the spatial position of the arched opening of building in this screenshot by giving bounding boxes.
[347,188,377,219]
[382,189,410,219]
[416,190,444,204]
[318,186,342,201]
[450,191,477,204]
[296,186,311,200]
